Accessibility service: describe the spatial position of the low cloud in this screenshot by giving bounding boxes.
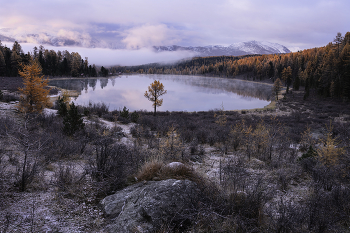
[56,30,92,47]
[3,41,197,66]
[122,24,180,49]
[1,0,350,51]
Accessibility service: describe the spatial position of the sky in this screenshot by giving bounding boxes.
[0,0,349,66]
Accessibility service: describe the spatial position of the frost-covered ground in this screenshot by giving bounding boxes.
[1,94,349,232]
[1,189,105,232]
[0,101,306,232]
[0,102,108,232]
[0,101,141,232]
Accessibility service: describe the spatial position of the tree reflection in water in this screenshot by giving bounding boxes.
[49,75,272,112]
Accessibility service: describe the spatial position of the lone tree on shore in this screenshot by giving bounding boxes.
[18,60,52,113]
[144,80,167,116]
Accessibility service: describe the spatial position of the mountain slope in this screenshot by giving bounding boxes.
[0,31,291,56]
[153,41,291,56]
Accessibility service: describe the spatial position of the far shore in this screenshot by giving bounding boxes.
[1,74,285,113]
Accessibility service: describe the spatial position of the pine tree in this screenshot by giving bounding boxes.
[10,50,22,76]
[63,102,85,136]
[0,50,5,76]
[57,91,70,117]
[17,60,52,113]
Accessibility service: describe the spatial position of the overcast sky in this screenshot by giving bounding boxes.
[0,0,349,66]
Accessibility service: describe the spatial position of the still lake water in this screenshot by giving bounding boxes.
[49,75,272,112]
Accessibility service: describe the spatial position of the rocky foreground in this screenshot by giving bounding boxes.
[1,87,350,232]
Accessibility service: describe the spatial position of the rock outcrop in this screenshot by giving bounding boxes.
[101,178,202,232]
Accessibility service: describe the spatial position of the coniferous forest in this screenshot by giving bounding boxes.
[0,41,102,77]
[114,32,350,100]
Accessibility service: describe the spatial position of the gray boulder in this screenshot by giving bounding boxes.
[101,179,202,232]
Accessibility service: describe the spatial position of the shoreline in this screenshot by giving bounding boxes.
[2,74,283,113]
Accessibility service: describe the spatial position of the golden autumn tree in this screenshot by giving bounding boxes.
[317,122,345,167]
[18,60,52,113]
[144,80,167,116]
[272,78,283,100]
[281,66,292,92]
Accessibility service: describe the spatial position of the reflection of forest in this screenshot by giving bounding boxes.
[49,78,99,94]
[154,75,272,101]
[49,75,272,101]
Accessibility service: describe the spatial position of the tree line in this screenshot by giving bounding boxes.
[114,32,350,100]
[0,41,110,77]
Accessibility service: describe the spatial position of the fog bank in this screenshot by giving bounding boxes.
[2,41,197,67]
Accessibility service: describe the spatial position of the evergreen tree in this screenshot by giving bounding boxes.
[0,50,6,76]
[293,68,301,91]
[57,96,68,117]
[63,102,85,136]
[100,66,108,77]
[10,50,22,76]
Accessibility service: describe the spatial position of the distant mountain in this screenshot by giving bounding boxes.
[0,34,15,43]
[153,41,291,56]
[0,31,291,56]
[0,32,125,49]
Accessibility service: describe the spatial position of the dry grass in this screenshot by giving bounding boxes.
[135,160,164,181]
[136,161,207,185]
[135,160,220,203]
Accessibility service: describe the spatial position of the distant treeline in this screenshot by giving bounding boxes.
[114,32,350,100]
[0,41,109,77]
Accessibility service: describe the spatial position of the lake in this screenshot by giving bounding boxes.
[49,74,272,112]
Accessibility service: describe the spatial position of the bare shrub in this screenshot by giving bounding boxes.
[218,176,272,232]
[0,152,11,208]
[42,132,84,161]
[0,116,17,135]
[88,139,137,195]
[222,157,249,192]
[312,163,338,191]
[5,115,51,191]
[53,164,86,199]
[1,93,20,102]
[304,185,350,232]
[276,169,292,191]
[265,198,305,232]
[159,126,185,161]
[83,101,109,117]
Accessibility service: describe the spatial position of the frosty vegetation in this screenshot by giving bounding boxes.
[0,32,350,232]
[1,85,350,232]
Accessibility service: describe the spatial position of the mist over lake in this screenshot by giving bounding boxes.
[49,75,272,112]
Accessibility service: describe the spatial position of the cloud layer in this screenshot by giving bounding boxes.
[1,41,197,66]
[1,0,349,65]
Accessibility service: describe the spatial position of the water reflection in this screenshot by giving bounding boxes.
[49,75,272,112]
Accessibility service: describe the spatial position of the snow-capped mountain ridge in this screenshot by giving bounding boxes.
[153,41,291,57]
[0,30,291,56]
[230,41,290,54]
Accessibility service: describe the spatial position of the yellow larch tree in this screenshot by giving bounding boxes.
[17,60,52,113]
[273,78,283,100]
[144,80,167,116]
[317,122,345,167]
